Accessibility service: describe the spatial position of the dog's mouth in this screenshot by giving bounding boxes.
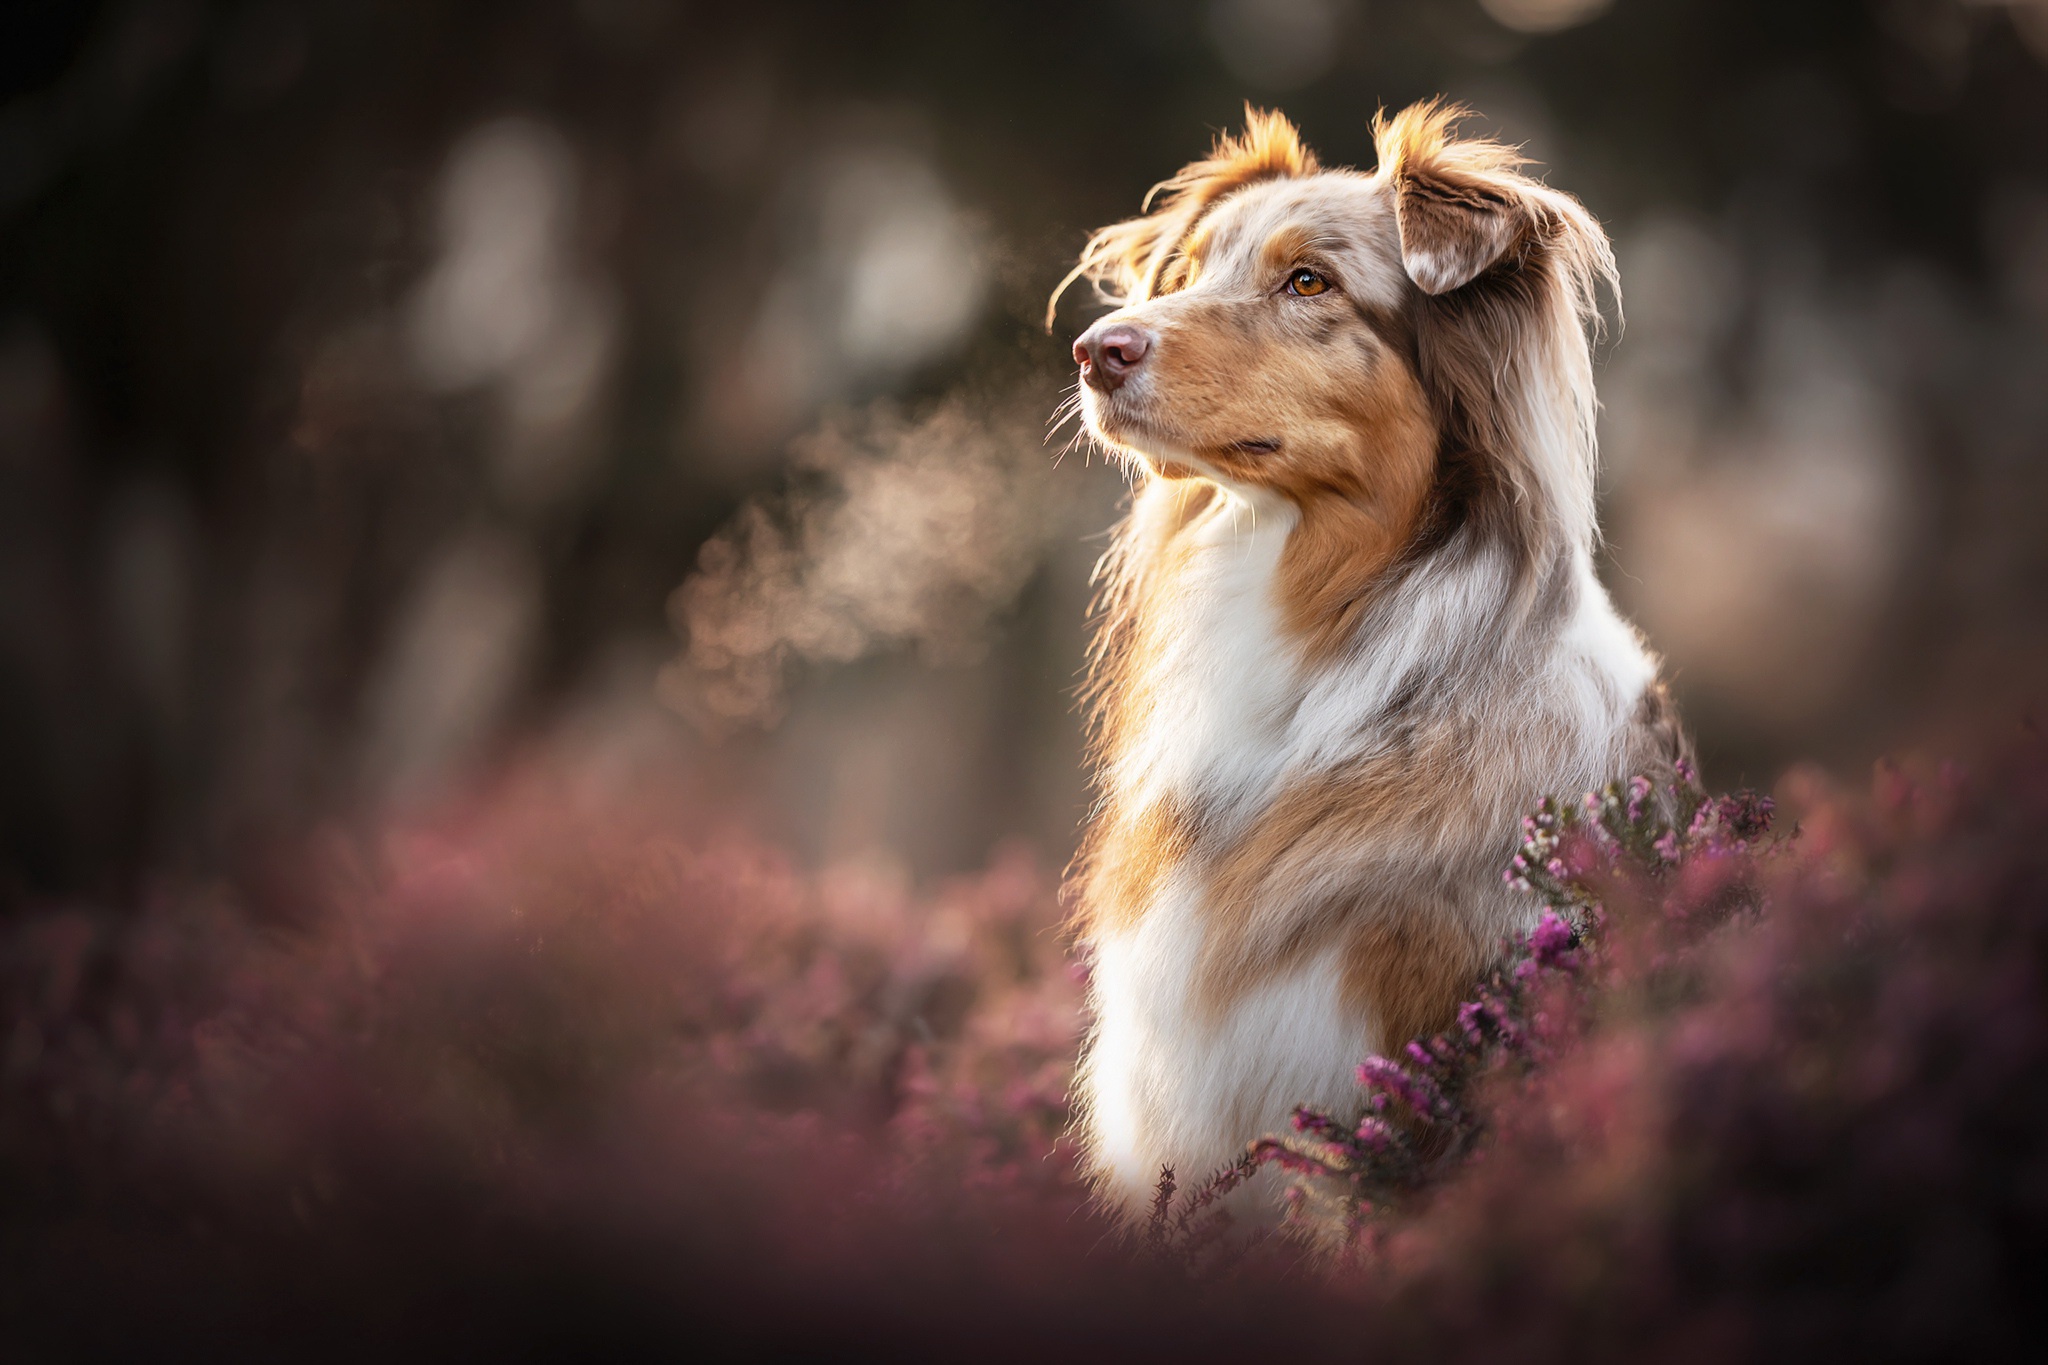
[1088,406,1280,458]
[1082,396,1283,478]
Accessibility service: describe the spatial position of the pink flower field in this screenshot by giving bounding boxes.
[7,729,2048,1359]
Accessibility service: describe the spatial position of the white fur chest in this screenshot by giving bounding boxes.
[1081,872,1373,1209]
[1084,486,1374,1209]
[1108,487,1305,822]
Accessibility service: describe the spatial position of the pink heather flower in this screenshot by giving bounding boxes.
[1291,1105,1341,1138]
[1353,1116,1396,1152]
[1530,912,1577,968]
[1254,1141,1332,1178]
[1357,1056,1447,1120]
[1718,792,1775,840]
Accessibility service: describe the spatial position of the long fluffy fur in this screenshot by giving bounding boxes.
[1058,103,1692,1217]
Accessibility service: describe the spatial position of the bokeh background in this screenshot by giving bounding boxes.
[4,0,2047,930]
[5,3,2048,1354]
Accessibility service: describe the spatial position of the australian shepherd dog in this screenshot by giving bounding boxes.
[1054,102,1692,1218]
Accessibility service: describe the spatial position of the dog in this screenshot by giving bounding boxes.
[1053,102,1692,1218]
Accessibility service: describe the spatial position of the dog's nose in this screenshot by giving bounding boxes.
[1074,323,1152,393]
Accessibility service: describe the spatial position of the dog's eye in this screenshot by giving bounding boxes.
[1286,268,1329,297]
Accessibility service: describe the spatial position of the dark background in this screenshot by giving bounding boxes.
[4,0,2046,909]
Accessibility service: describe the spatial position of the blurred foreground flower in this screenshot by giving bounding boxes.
[10,736,2048,1357]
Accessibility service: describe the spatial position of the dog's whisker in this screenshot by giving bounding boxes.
[1045,412,1085,453]
[1054,425,1098,469]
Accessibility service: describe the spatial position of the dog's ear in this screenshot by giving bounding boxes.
[1390,166,1529,295]
[1375,101,1533,296]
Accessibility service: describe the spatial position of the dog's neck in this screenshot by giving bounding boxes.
[1091,467,1578,826]
[1098,481,1302,819]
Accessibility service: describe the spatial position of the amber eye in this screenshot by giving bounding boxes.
[1286,268,1329,296]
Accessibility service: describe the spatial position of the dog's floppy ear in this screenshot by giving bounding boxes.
[1375,101,1533,296]
[1390,167,1528,295]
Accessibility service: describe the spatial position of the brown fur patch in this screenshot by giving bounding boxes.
[1077,796,1204,938]
[1339,905,1489,1049]
[1186,731,1499,1017]
[1263,379,1438,662]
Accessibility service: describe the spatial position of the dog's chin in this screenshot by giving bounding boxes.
[1090,427,1205,480]
[1084,407,1214,481]
[1128,446,1208,480]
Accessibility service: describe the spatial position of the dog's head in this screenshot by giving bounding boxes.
[1056,102,1614,548]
